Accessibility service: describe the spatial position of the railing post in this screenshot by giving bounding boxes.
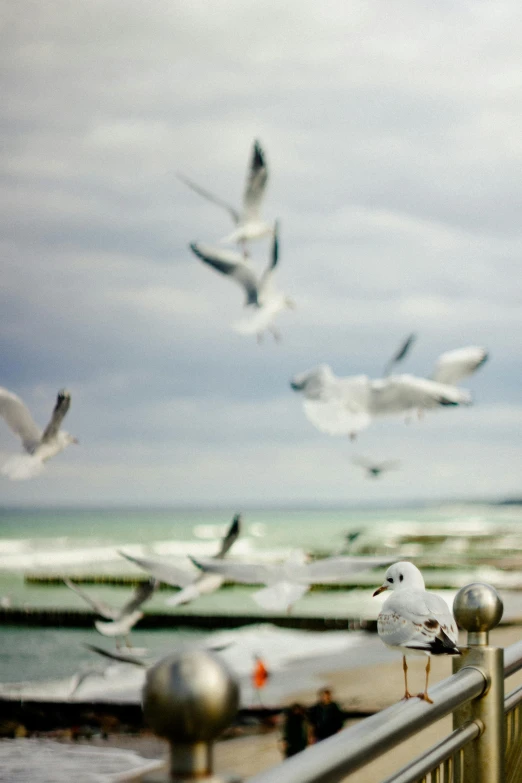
[138,649,241,782]
[452,582,504,783]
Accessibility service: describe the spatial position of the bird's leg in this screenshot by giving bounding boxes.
[125,635,133,649]
[257,332,264,345]
[417,657,434,703]
[417,408,424,421]
[270,326,281,343]
[402,655,413,700]
[241,239,250,260]
[349,432,357,442]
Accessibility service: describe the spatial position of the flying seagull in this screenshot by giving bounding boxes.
[373,562,460,703]
[64,577,158,649]
[178,139,273,254]
[352,456,401,478]
[383,333,417,376]
[191,552,397,614]
[290,365,471,439]
[0,387,78,480]
[190,222,294,341]
[121,513,242,607]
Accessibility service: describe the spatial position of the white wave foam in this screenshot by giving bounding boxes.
[0,738,163,782]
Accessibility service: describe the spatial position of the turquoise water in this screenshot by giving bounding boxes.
[1,503,521,685]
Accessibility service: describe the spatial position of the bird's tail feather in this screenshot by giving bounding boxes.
[1,454,44,480]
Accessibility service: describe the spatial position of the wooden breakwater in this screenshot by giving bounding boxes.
[0,698,375,737]
[0,606,375,632]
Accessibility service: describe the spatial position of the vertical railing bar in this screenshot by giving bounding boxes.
[380,722,479,783]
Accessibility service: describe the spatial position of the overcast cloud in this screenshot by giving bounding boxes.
[1,1,522,506]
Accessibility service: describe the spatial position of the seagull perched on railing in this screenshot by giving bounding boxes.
[190,222,294,341]
[178,139,273,255]
[290,365,471,439]
[0,387,78,480]
[121,513,242,607]
[373,562,460,703]
[64,577,158,649]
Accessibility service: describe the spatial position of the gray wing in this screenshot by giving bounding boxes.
[242,140,268,221]
[120,551,195,588]
[370,375,472,415]
[189,243,260,305]
[383,333,417,376]
[84,643,148,667]
[41,389,71,443]
[120,578,158,617]
[0,387,42,452]
[378,590,458,651]
[191,557,274,585]
[432,347,488,385]
[64,578,118,620]
[258,221,279,294]
[302,556,397,584]
[177,172,240,224]
[215,514,241,559]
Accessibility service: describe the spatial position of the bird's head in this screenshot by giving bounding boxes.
[373,561,424,596]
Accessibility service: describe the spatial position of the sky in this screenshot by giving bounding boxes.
[1,0,522,506]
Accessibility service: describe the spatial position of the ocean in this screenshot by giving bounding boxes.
[1,502,521,684]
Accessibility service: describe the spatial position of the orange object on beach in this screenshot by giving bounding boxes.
[252,657,269,689]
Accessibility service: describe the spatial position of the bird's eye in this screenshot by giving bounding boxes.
[387,577,393,583]
[399,574,403,582]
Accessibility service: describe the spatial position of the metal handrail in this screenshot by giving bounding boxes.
[381,721,481,783]
[504,639,522,678]
[247,666,486,783]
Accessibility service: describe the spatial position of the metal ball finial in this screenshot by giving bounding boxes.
[143,649,240,743]
[453,582,503,633]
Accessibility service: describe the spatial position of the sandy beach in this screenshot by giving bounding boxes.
[53,624,522,782]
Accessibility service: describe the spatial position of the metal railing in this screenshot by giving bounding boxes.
[136,582,522,783]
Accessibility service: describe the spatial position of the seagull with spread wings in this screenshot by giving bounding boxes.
[178,139,273,255]
[64,577,158,649]
[0,387,78,480]
[352,456,401,478]
[190,552,397,614]
[121,513,242,607]
[290,365,472,440]
[190,222,294,341]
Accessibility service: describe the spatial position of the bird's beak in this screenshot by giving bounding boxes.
[373,584,388,597]
[72,437,80,445]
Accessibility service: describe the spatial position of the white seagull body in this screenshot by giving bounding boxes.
[373,562,459,703]
[65,577,158,648]
[431,346,489,386]
[121,514,242,607]
[178,140,273,252]
[191,552,397,614]
[0,387,78,480]
[190,223,294,340]
[290,365,471,438]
